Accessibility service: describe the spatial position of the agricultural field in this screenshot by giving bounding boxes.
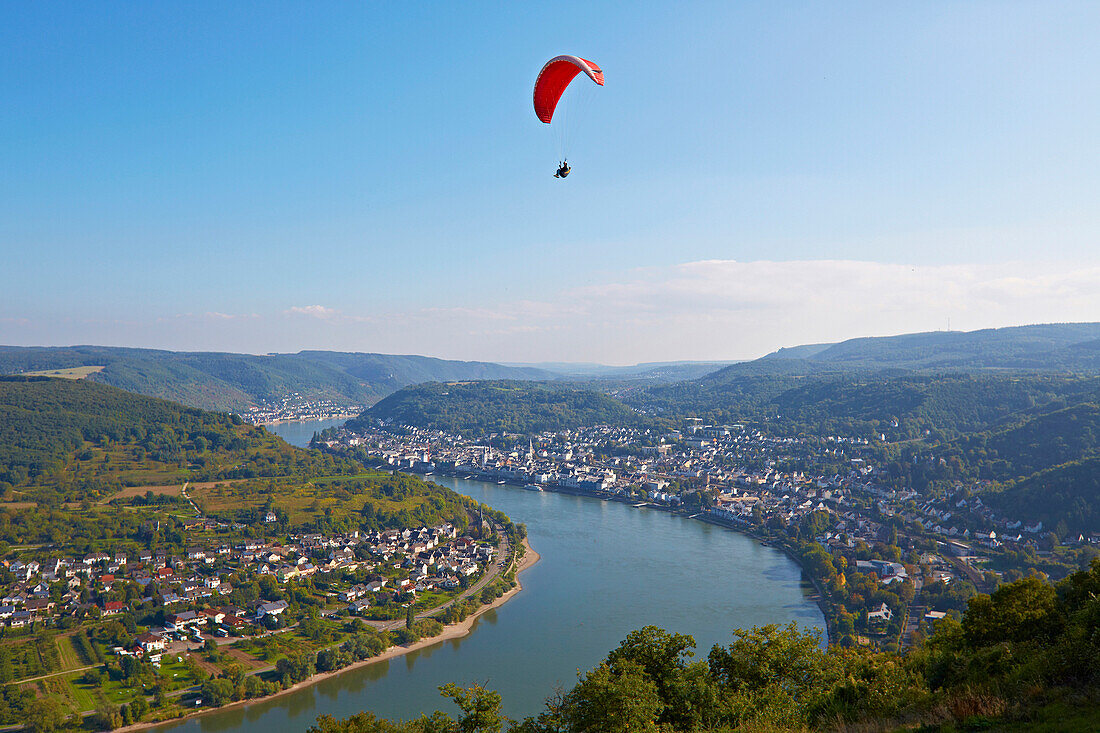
[233,624,345,664]
[190,471,448,526]
[21,366,105,380]
[103,483,186,502]
[0,634,61,681]
[54,635,87,672]
[58,673,103,713]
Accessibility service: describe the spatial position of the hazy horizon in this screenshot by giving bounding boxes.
[3,317,1098,369]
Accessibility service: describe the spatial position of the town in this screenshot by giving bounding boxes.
[241,393,365,425]
[318,417,1100,652]
[0,513,520,724]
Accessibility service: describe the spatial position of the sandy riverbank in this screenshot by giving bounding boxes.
[119,537,540,733]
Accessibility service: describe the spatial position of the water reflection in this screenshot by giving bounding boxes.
[264,418,351,448]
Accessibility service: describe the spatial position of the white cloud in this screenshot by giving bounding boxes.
[390,259,1100,363]
[204,311,259,321]
[286,305,338,319]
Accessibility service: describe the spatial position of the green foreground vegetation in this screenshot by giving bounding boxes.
[311,560,1100,733]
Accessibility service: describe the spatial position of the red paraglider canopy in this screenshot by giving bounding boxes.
[533,55,604,124]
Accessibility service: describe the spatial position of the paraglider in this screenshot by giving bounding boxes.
[534,55,603,178]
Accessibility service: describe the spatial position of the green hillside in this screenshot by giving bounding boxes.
[987,456,1100,535]
[356,380,651,437]
[298,351,557,392]
[0,376,361,506]
[760,322,1100,371]
[952,402,1100,481]
[627,323,1100,418]
[629,371,1100,440]
[768,374,1100,440]
[0,346,557,411]
[0,376,477,546]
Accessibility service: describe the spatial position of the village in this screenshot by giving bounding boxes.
[242,393,366,425]
[0,520,505,679]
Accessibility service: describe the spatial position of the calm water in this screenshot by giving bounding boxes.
[264,418,350,448]
[163,421,824,732]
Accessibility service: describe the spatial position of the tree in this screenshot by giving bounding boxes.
[962,576,1058,647]
[603,626,700,729]
[257,574,279,599]
[562,661,662,733]
[225,663,246,687]
[439,683,504,733]
[129,695,149,722]
[93,703,122,731]
[201,678,236,707]
[25,698,66,733]
[120,654,143,679]
[706,622,831,728]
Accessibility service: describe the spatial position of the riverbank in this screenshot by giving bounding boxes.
[118,538,540,733]
[398,465,836,645]
[255,413,360,426]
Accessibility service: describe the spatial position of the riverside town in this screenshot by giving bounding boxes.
[0,493,528,726]
[318,417,1100,652]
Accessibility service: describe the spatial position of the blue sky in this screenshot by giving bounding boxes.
[3,2,1099,362]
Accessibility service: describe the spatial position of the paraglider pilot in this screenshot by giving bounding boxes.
[554,161,571,178]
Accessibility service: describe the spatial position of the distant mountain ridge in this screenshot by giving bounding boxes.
[0,346,558,412]
[504,360,738,382]
[755,322,1100,372]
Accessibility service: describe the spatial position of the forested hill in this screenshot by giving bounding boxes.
[621,323,1100,435]
[0,346,557,412]
[297,351,554,391]
[628,322,1100,414]
[353,381,652,437]
[950,402,1100,481]
[0,376,482,549]
[0,376,360,506]
[987,457,1100,536]
[628,370,1100,439]
[756,322,1100,372]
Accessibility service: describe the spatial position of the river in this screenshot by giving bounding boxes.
[158,421,825,731]
[260,418,349,448]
